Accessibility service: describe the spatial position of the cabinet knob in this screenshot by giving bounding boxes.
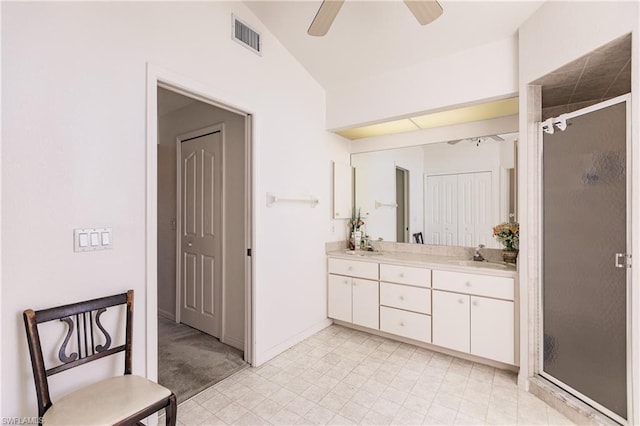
[400,322,405,327]
[348,266,353,271]
[465,281,472,287]
[344,280,349,285]
[458,299,464,304]
[473,301,479,306]
[399,295,404,301]
[399,273,405,278]
[336,212,340,216]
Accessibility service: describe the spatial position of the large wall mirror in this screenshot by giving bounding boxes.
[351,133,518,248]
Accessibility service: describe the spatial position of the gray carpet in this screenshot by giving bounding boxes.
[158,317,247,403]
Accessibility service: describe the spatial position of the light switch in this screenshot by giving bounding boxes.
[74,227,113,252]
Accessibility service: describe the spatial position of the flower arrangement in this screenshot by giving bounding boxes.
[493,221,519,251]
[350,208,365,233]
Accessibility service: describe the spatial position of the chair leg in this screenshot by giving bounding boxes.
[165,393,177,426]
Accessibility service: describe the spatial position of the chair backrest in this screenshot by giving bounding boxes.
[23,290,134,417]
[413,232,424,244]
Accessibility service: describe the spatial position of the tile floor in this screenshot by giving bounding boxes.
[162,325,574,425]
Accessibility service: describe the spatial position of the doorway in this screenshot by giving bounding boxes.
[155,84,251,402]
[539,96,631,423]
[395,167,409,242]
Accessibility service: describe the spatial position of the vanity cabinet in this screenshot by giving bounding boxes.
[432,270,515,364]
[328,259,379,329]
[327,254,516,365]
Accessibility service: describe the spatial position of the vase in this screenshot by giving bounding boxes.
[503,249,518,264]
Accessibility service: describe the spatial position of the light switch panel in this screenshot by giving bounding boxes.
[74,228,112,252]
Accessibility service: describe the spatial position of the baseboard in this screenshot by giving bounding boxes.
[158,308,175,321]
[255,318,333,366]
[222,334,244,352]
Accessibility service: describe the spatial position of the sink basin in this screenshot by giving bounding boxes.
[446,259,510,269]
[344,250,384,257]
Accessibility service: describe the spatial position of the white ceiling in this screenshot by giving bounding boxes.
[245,0,543,90]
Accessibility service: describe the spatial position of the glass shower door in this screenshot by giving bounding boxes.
[542,98,629,422]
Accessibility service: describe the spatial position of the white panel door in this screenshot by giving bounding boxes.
[473,172,493,247]
[328,274,352,323]
[441,175,458,245]
[425,175,457,246]
[458,172,493,248]
[470,296,514,364]
[352,278,379,329]
[432,290,470,353]
[180,130,222,337]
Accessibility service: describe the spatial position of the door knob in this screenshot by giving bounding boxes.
[187,242,193,247]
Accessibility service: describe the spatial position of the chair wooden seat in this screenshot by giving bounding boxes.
[43,375,171,426]
[23,290,176,425]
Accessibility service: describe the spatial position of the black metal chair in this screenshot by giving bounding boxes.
[23,290,177,425]
[413,232,424,244]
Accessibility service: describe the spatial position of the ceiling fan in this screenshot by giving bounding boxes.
[308,0,443,37]
[447,135,505,146]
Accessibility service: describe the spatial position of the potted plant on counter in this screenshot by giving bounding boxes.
[493,221,519,264]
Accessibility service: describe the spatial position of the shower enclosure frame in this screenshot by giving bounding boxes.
[535,94,634,425]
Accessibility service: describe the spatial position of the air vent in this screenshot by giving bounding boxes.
[232,15,261,56]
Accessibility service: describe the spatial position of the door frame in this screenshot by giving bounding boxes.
[146,64,255,384]
[535,94,634,424]
[175,123,225,340]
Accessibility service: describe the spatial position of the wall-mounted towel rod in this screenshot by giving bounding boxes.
[267,192,319,208]
[375,201,398,209]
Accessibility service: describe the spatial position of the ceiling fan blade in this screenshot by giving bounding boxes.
[403,0,443,26]
[308,0,345,37]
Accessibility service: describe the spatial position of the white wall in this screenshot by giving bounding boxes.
[1,1,350,416]
[517,2,639,421]
[352,146,424,241]
[328,37,518,130]
[157,98,247,350]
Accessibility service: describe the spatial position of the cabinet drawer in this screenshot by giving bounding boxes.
[380,283,431,314]
[380,306,431,343]
[328,258,378,280]
[432,270,514,300]
[380,264,431,287]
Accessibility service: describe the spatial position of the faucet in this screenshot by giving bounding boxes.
[473,244,485,262]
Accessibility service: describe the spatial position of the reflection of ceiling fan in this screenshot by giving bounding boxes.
[447,135,505,146]
[308,0,443,36]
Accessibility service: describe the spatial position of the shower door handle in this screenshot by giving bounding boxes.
[615,253,631,268]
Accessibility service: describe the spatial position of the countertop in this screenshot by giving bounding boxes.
[327,249,517,278]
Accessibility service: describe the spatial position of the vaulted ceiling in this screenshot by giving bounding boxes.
[245,1,544,90]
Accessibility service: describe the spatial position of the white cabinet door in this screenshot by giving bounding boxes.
[471,296,514,364]
[432,290,470,353]
[352,278,379,330]
[333,161,352,219]
[328,274,352,323]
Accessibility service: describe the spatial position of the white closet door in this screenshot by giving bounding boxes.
[458,172,492,248]
[425,175,458,246]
